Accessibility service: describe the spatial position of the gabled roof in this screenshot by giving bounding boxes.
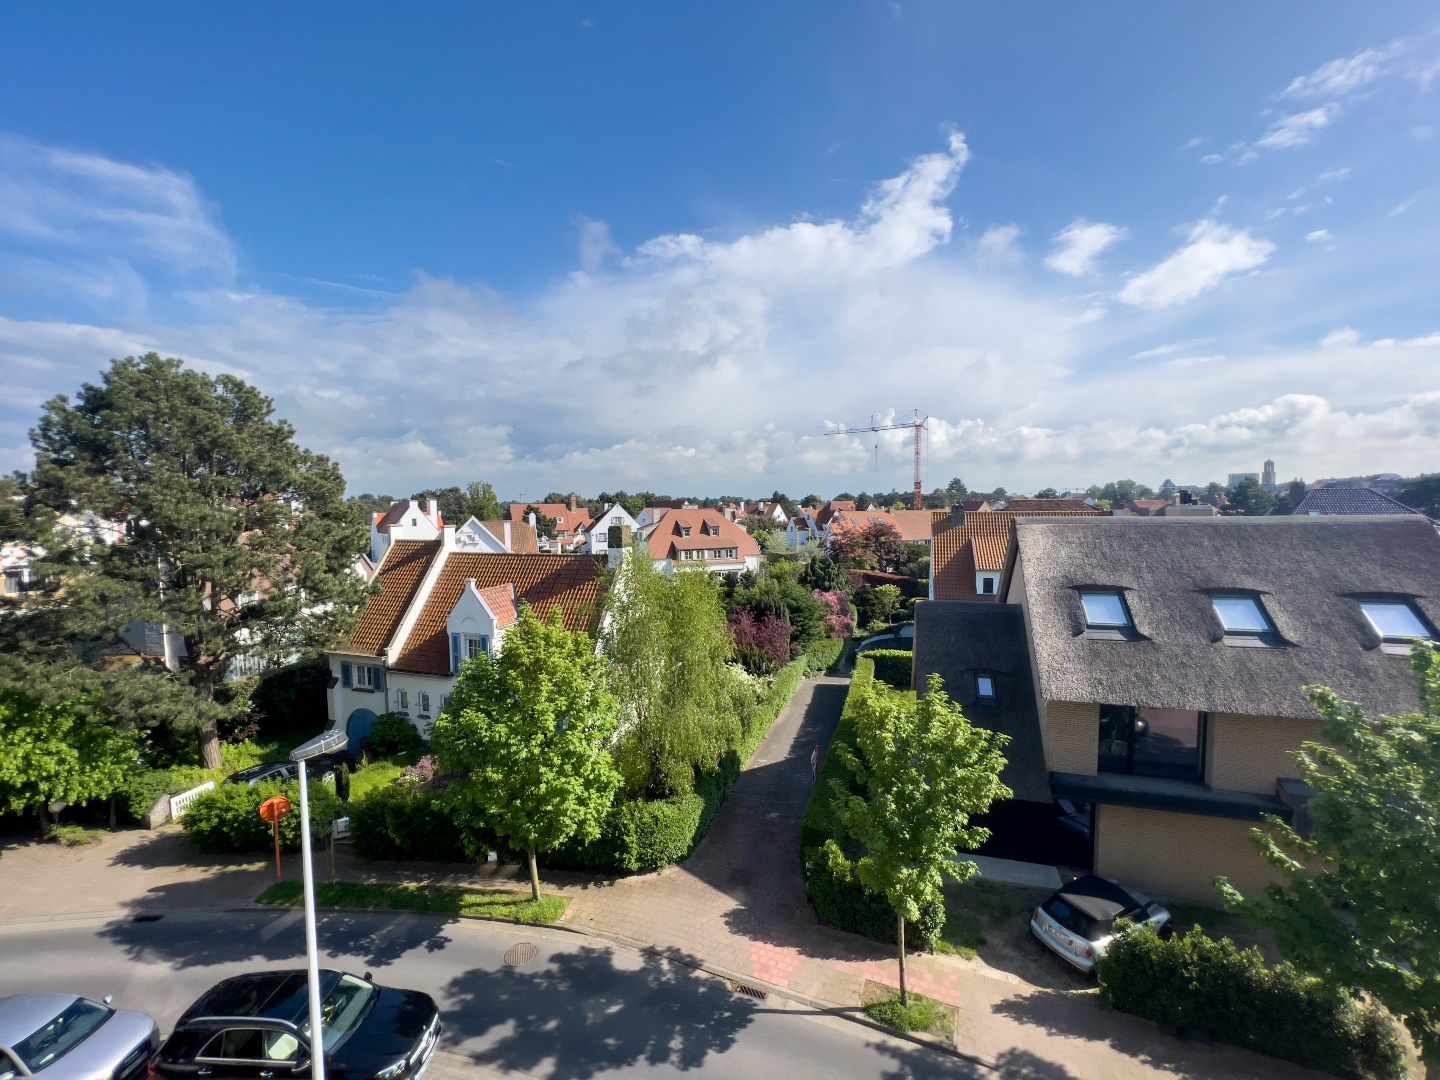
[890,509,937,542]
[476,519,541,554]
[645,508,761,560]
[391,552,605,674]
[813,500,856,528]
[506,503,595,533]
[1286,488,1425,517]
[932,509,1104,600]
[913,601,1050,802]
[1012,516,1440,720]
[1001,498,1092,512]
[475,584,518,628]
[345,539,442,655]
[1128,498,1170,515]
[374,500,442,532]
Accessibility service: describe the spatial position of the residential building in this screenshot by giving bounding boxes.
[1125,499,1170,517]
[1283,487,1427,518]
[638,507,762,577]
[451,516,541,554]
[914,515,1440,901]
[929,508,1103,601]
[584,503,642,555]
[506,501,594,552]
[326,525,607,754]
[749,500,789,526]
[370,498,443,565]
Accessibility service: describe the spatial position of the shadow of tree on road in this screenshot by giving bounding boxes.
[441,945,759,1079]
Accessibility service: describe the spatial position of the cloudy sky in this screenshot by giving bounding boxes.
[1,4,1438,499]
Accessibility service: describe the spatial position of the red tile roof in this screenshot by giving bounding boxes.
[506,503,595,534]
[475,584,518,628]
[646,508,761,561]
[477,519,541,554]
[890,509,937,543]
[392,552,606,675]
[931,509,1103,601]
[345,540,442,654]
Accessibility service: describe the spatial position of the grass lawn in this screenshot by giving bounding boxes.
[257,880,567,925]
[348,757,414,801]
[861,984,956,1040]
[933,878,1052,960]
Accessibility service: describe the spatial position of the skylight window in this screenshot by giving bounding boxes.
[1212,595,1272,635]
[976,674,996,700]
[1361,600,1432,643]
[1080,591,1131,629]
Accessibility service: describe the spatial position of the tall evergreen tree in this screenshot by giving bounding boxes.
[26,354,368,767]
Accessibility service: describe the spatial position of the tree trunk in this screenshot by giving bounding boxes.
[108,796,117,829]
[37,803,51,839]
[897,914,908,1005]
[197,669,223,770]
[526,846,541,902]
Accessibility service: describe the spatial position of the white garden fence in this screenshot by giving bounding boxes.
[168,781,215,821]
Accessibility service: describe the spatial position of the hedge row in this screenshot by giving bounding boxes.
[803,638,845,675]
[348,783,494,862]
[119,766,220,823]
[798,657,943,947]
[863,648,913,690]
[1099,925,1407,1079]
[181,780,342,854]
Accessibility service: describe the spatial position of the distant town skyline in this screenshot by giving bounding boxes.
[2,5,1437,495]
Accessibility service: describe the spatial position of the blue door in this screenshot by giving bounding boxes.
[345,708,379,761]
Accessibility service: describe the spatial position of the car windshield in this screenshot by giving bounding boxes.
[296,975,376,1052]
[1043,896,1107,939]
[10,999,111,1071]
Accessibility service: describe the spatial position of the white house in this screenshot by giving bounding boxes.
[585,503,641,555]
[325,524,608,756]
[369,498,443,565]
[638,508,763,577]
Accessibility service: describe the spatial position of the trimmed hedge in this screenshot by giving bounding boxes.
[798,657,944,947]
[549,657,809,873]
[181,780,341,854]
[348,783,492,862]
[1099,925,1406,1079]
[804,637,846,674]
[864,648,913,690]
[367,712,424,758]
[119,766,217,823]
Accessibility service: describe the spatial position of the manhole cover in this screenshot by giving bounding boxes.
[728,980,767,1002]
[503,942,538,967]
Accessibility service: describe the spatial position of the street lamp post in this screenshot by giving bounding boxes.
[290,729,348,1080]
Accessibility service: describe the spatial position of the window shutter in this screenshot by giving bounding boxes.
[340,662,352,688]
[375,667,386,693]
[480,636,490,656]
[450,633,461,674]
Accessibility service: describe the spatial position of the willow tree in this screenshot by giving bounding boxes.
[601,552,745,799]
[27,354,369,767]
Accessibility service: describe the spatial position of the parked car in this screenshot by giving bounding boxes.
[152,970,439,1080]
[225,753,346,788]
[1029,873,1172,973]
[0,993,158,1080]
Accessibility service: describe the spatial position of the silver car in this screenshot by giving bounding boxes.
[1029,873,1172,974]
[0,995,158,1080]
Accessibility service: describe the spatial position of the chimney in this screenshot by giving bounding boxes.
[426,498,439,522]
[569,495,577,512]
[503,521,513,551]
[607,524,632,570]
[528,510,537,528]
[949,505,966,528]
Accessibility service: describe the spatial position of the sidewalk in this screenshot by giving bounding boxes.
[1,674,1320,1079]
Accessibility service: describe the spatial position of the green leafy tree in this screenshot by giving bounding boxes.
[945,477,970,502]
[432,607,620,900]
[831,676,1011,1001]
[1398,474,1440,519]
[27,354,369,768]
[0,686,139,835]
[827,520,907,573]
[800,553,847,593]
[524,504,559,538]
[603,554,744,798]
[1218,643,1440,1070]
[1224,476,1278,516]
[1084,479,1155,507]
[732,574,827,651]
[412,481,503,524]
[1032,487,1060,499]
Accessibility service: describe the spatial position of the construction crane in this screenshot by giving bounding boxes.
[824,409,928,509]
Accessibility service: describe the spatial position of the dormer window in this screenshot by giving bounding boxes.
[1212,594,1273,635]
[1081,590,1131,629]
[681,526,692,538]
[1360,600,1433,644]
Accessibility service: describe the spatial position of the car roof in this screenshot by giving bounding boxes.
[1053,874,1143,922]
[0,994,84,1043]
[180,971,343,1025]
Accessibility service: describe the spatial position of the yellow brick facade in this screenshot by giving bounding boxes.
[1042,700,1098,774]
[1094,804,1280,902]
[1204,712,1319,795]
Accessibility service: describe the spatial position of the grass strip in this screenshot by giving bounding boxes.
[257,880,567,925]
[862,990,956,1040]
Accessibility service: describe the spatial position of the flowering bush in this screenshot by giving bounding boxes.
[813,589,854,639]
[729,608,792,675]
[398,753,460,791]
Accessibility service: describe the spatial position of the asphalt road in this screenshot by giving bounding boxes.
[0,909,982,1079]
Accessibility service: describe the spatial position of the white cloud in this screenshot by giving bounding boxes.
[976,223,1023,262]
[572,215,619,272]
[1305,229,1333,243]
[1321,327,1360,347]
[1281,45,1396,101]
[1254,104,1341,150]
[1117,221,1275,309]
[1044,219,1127,276]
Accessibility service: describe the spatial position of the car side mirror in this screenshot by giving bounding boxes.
[102,994,114,1006]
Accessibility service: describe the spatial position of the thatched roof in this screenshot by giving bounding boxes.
[1011,516,1440,720]
[912,601,1051,802]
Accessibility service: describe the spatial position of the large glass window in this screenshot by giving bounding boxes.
[1098,705,1204,780]
[1361,601,1431,642]
[1081,591,1131,628]
[1212,595,1272,634]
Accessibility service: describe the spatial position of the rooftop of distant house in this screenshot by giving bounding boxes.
[1283,487,1426,518]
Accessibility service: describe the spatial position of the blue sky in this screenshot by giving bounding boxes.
[2,3,1438,498]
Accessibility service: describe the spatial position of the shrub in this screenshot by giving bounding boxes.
[118,766,222,823]
[799,657,873,856]
[865,649,913,690]
[348,782,489,862]
[1098,925,1407,1079]
[250,658,332,738]
[813,589,854,639]
[729,609,792,675]
[804,637,845,675]
[805,839,942,948]
[181,780,341,854]
[367,712,424,758]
